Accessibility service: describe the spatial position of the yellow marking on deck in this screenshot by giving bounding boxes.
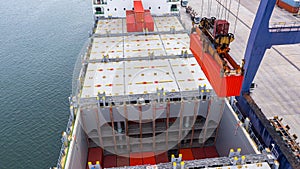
[156,65,168,68]
[159,80,173,83]
[136,82,153,85]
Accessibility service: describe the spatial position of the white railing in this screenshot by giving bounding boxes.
[269,21,300,32]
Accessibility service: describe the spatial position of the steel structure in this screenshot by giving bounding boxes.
[235,0,300,168]
[242,0,300,93]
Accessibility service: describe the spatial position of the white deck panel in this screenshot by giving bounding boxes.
[160,33,192,55]
[95,19,124,34]
[124,59,178,95]
[81,58,212,97]
[90,37,124,60]
[169,58,212,91]
[83,15,214,98]
[81,62,124,98]
[124,34,165,58]
[89,33,192,60]
[154,17,185,32]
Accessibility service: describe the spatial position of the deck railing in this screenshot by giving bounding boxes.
[269,21,300,32]
[94,0,107,5]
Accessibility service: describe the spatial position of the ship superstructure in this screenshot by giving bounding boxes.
[52,1,282,169]
[92,0,180,19]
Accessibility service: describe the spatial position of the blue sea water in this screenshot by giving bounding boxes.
[0,0,93,168]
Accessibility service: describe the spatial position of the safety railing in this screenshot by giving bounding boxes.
[56,113,74,169]
[94,0,107,5]
[54,37,91,169]
[72,38,92,98]
[269,21,300,32]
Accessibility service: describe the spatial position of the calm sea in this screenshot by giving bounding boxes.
[0,0,93,168]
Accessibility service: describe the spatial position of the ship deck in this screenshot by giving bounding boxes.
[184,0,300,142]
[81,16,213,98]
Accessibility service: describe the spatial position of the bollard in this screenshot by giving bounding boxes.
[173,162,177,169]
[180,161,185,169]
[171,154,175,162]
[236,148,241,156]
[233,156,238,165]
[95,161,101,169]
[241,156,246,165]
[273,160,279,169]
[88,162,93,169]
[229,148,234,158]
[178,154,182,161]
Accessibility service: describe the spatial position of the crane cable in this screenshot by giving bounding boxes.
[224,0,228,20]
[234,0,241,34]
[206,0,209,17]
[207,0,210,17]
[227,0,232,21]
[209,0,213,17]
[201,0,204,17]
[220,0,225,19]
[216,0,221,19]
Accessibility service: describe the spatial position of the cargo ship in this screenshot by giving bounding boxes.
[51,0,281,169]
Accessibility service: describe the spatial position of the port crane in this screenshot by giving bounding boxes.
[241,0,300,93]
[236,0,300,169]
[190,1,300,167]
[190,0,300,97]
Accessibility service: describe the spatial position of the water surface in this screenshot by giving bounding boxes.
[0,0,93,168]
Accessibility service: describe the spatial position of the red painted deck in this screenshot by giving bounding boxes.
[103,155,117,168]
[204,146,219,158]
[130,152,143,166]
[155,151,169,164]
[191,147,206,159]
[142,152,156,165]
[117,155,130,167]
[179,148,194,161]
[87,147,103,166]
[86,147,219,168]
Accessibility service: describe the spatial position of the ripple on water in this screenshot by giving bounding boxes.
[0,0,93,168]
